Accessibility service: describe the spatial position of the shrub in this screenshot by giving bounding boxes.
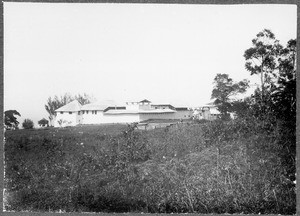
[22,119,34,129]
[38,118,49,127]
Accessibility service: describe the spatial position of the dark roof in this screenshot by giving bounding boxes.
[139,99,151,103]
[175,107,188,111]
[151,104,175,110]
[103,106,126,112]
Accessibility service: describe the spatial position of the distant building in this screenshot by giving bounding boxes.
[53,99,193,127]
[192,102,221,121]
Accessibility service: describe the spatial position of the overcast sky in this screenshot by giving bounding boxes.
[4,3,297,126]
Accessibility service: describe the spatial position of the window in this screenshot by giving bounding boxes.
[69,112,72,114]
[60,112,63,114]
[86,111,89,114]
[82,111,85,114]
[95,111,97,114]
[92,111,94,114]
[78,111,80,115]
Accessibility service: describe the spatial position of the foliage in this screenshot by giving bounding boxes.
[272,39,296,122]
[211,73,249,119]
[74,93,94,106]
[45,93,93,124]
[57,119,70,127]
[4,122,295,214]
[38,118,49,127]
[238,37,296,207]
[244,29,283,98]
[22,119,34,130]
[4,110,21,130]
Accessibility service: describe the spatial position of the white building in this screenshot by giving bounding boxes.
[55,100,82,127]
[193,102,221,121]
[53,99,193,127]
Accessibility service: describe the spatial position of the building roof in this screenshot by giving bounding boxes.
[55,100,82,112]
[104,110,140,114]
[175,107,189,111]
[139,99,151,103]
[138,108,176,114]
[103,106,126,112]
[104,108,176,115]
[81,103,109,111]
[81,100,122,111]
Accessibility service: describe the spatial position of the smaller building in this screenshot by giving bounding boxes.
[54,100,82,127]
[193,103,221,121]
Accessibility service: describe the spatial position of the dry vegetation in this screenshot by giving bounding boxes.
[4,119,295,214]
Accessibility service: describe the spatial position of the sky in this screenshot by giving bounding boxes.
[3,3,297,127]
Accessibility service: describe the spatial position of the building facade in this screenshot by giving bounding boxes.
[192,103,221,121]
[54,99,193,127]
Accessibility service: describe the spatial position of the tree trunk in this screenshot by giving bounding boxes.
[261,60,264,101]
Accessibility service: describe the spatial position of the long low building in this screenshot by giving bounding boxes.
[54,99,193,127]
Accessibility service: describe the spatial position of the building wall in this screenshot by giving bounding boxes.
[208,107,220,120]
[139,104,151,110]
[54,112,78,127]
[54,104,193,127]
[173,110,193,119]
[76,111,83,124]
[193,108,220,121]
[81,110,104,124]
[139,113,175,121]
[102,113,140,123]
[125,103,139,111]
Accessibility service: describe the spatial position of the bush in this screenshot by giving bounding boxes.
[22,119,34,129]
[38,118,49,127]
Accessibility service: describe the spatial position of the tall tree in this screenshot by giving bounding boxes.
[244,29,283,100]
[269,39,296,184]
[243,38,297,184]
[271,39,296,122]
[4,110,21,130]
[74,93,93,105]
[45,95,69,124]
[211,74,249,119]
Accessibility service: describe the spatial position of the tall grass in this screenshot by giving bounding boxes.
[4,120,295,213]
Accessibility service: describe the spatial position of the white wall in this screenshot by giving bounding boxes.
[102,113,140,123]
[81,110,104,124]
[139,113,175,121]
[54,112,78,127]
[139,104,151,110]
[173,110,193,119]
[126,104,139,111]
[53,106,193,126]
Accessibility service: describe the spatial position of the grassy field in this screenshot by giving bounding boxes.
[5,123,128,137]
[4,120,296,214]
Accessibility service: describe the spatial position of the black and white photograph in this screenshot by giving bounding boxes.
[3,2,297,214]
